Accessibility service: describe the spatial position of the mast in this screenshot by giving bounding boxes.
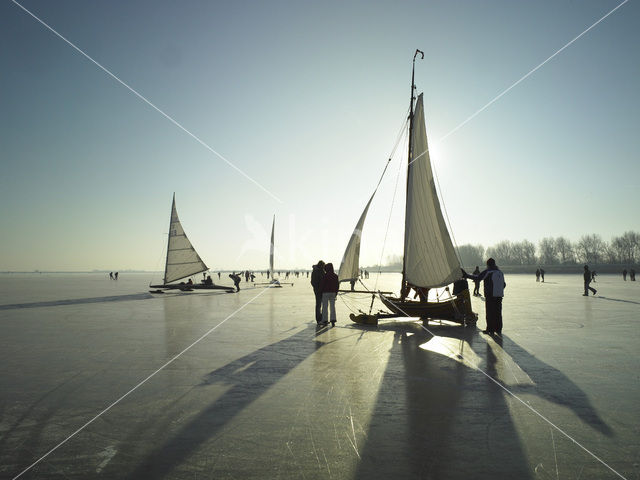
[163,193,175,284]
[401,49,424,298]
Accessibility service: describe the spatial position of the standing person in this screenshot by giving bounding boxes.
[540,268,545,282]
[320,263,339,326]
[472,266,481,296]
[583,265,597,296]
[310,261,325,324]
[114,272,118,280]
[622,269,627,281]
[218,271,221,280]
[535,268,540,282]
[463,258,506,335]
[229,273,241,292]
[631,268,636,281]
[109,272,114,280]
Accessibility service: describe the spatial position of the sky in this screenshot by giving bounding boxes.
[1,0,639,272]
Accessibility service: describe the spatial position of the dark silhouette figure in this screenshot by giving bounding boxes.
[203,275,213,286]
[463,258,506,335]
[109,272,114,280]
[217,271,221,280]
[583,265,597,296]
[622,269,627,281]
[540,268,545,282]
[310,261,325,324]
[472,266,480,295]
[320,263,339,326]
[535,268,540,282]
[631,269,636,281]
[229,273,241,292]
[114,272,119,280]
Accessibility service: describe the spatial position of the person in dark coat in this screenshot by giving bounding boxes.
[463,258,506,335]
[472,266,481,295]
[583,265,597,296]
[229,273,241,292]
[320,263,339,326]
[310,261,325,324]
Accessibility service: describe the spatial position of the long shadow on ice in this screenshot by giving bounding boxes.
[353,322,533,480]
[498,335,613,436]
[0,293,154,310]
[119,324,320,479]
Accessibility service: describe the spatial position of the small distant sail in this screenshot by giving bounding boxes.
[269,215,275,278]
[164,195,208,284]
[403,94,460,288]
[338,192,375,283]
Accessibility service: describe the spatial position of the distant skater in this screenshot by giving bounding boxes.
[535,269,540,282]
[114,272,118,280]
[218,271,221,280]
[109,272,114,280]
[463,258,506,335]
[622,269,627,281]
[631,269,636,281]
[320,263,339,326]
[229,273,241,292]
[472,266,480,296]
[311,261,325,324]
[583,265,597,296]
[540,268,545,282]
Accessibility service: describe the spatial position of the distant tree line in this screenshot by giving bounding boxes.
[458,231,640,267]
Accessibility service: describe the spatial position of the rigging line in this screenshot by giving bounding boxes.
[436,0,629,144]
[372,130,407,298]
[11,0,283,204]
[11,285,273,480]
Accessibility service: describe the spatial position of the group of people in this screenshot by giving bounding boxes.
[535,268,545,282]
[108,272,119,280]
[310,260,339,326]
[622,268,636,281]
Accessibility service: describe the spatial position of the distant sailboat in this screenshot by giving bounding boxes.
[256,215,291,287]
[343,51,476,326]
[150,194,235,292]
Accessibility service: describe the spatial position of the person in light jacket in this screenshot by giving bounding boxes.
[463,258,506,335]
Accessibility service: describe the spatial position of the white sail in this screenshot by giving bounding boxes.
[164,195,208,284]
[403,94,460,288]
[269,215,275,277]
[338,192,375,282]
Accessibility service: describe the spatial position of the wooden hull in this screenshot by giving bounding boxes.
[350,288,477,326]
[150,284,236,293]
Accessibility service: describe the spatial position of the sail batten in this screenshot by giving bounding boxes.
[163,195,208,284]
[403,94,460,289]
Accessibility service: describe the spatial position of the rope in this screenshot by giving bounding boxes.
[372,127,407,297]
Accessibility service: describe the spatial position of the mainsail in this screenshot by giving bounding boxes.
[338,192,375,283]
[163,194,208,284]
[269,215,275,277]
[403,94,460,288]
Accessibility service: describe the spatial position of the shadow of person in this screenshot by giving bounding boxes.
[595,296,640,306]
[492,335,613,437]
[112,325,320,479]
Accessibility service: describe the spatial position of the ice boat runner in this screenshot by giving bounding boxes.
[150,194,235,292]
[344,50,476,326]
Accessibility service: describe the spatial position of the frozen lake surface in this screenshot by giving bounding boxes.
[0,272,638,479]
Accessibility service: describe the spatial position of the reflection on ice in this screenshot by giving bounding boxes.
[419,335,481,369]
